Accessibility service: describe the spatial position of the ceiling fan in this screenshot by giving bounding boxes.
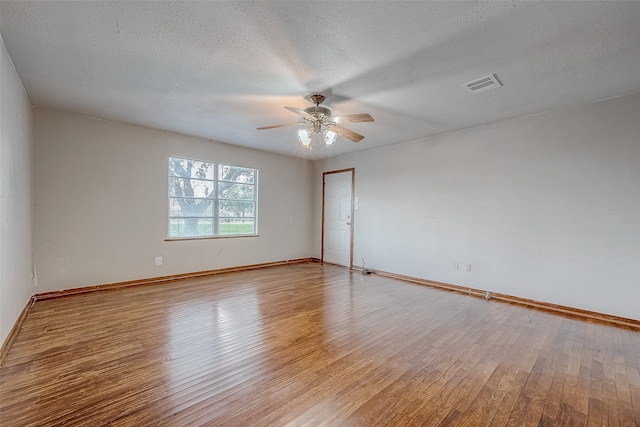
[256,94,374,148]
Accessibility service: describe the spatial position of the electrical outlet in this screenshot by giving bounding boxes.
[453,262,459,270]
[155,256,163,266]
[466,264,471,271]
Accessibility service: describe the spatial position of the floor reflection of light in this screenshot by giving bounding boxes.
[323,277,357,341]
[165,289,264,403]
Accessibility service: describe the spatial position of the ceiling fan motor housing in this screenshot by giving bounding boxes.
[304,106,331,118]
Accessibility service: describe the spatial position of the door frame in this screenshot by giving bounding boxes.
[321,168,355,268]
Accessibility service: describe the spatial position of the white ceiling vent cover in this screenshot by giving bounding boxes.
[464,74,502,93]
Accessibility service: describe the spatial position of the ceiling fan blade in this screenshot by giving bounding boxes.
[256,122,303,130]
[332,125,365,143]
[331,113,374,124]
[284,106,314,119]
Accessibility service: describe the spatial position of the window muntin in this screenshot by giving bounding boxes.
[168,157,257,238]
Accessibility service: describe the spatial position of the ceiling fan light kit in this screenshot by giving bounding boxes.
[296,128,337,149]
[258,94,374,148]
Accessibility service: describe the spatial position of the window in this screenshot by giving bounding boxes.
[168,156,257,238]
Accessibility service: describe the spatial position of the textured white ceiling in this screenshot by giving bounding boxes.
[1,1,639,159]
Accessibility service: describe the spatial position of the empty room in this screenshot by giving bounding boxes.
[1,1,639,426]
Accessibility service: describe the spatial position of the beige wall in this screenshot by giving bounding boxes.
[0,37,33,345]
[314,93,640,320]
[33,108,314,292]
[10,65,640,329]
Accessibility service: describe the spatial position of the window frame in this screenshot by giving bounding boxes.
[166,156,259,240]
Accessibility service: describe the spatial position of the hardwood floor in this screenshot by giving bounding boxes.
[1,263,638,426]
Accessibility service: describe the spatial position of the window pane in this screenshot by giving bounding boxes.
[169,217,213,238]
[197,218,214,236]
[219,200,254,218]
[169,157,214,180]
[219,165,255,183]
[169,218,184,237]
[218,183,254,200]
[169,197,214,217]
[169,199,182,217]
[169,177,214,198]
[219,218,255,235]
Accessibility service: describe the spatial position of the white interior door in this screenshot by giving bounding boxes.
[323,171,353,267]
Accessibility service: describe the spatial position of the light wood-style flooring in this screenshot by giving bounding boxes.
[1,263,639,426]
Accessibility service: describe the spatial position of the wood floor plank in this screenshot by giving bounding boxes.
[0,263,639,426]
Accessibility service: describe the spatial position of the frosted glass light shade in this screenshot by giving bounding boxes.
[324,130,337,147]
[297,129,311,147]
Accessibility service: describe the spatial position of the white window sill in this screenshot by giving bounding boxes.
[165,234,260,242]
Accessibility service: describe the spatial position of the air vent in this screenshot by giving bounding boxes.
[464,74,502,93]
